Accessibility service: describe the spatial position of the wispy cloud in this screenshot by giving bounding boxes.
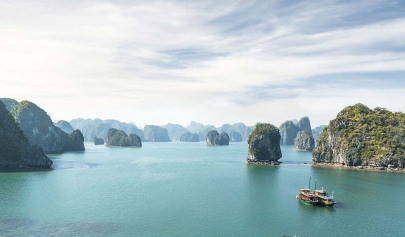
[0,0,404,127]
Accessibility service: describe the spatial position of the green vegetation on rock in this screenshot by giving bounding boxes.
[313,103,405,167]
[247,123,282,163]
[105,128,142,147]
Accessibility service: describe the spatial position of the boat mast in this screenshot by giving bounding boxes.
[315,179,317,191]
[309,175,311,189]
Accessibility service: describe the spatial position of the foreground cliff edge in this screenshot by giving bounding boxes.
[313,103,405,171]
[0,101,52,169]
[247,123,282,165]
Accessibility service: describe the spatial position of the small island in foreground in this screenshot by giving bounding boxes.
[247,123,282,165]
[313,103,405,171]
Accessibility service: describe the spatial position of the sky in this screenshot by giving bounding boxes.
[1,0,405,128]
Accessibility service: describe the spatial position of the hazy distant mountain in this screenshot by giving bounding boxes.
[144,125,170,142]
[55,120,74,134]
[219,122,253,141]
[312,125,327,144]
[0,98,18,112]
[279,117,313,145]
[70,118,145,142]
[187,121,216,141]
[163,123,189,141]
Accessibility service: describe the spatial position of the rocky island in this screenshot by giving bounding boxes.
[206,130,229,146]
[313,103,405,170]
[11,100,85,153]
[229,131,242,142]
[94,137,104,145]
[279,117,312,145]
[55,120,74,134]
[0,101,53,169]
[105,128,142,147]
[179,132,200,142]
[247,123,282,165]
[294,130,315,151]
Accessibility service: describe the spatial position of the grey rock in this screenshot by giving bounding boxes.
[279,116,313,145]
[312,125,326,144]
[55,120,74,134]
[229,131,242,142]
[105,128,142,147]
[179,132,200,142]
[94,137,104,145]
[0,98,18,112]
[163,123,189,141]
[294,130,315,151]
[206,130,229,146]
[247,123,282,163]
[0,101,52,168]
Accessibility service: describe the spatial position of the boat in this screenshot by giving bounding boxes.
[314,188,336,207]
[297,176,336,207]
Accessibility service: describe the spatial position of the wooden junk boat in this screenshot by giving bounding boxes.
[297,176,336,207]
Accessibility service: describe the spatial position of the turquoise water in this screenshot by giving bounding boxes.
[1,142,405,236]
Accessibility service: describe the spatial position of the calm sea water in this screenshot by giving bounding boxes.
[1,142,405,236]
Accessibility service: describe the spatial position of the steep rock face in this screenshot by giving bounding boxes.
[179,132,200,142]
[279,121,301,145]
[186,121,216,141]
[294,130,315,151]
[55,120,74,134]
[313,104,405,167]
[296,117,313,136]
[69,118,145,142]
[312,125,326,144]
[0,101,52,168]
[143,125,171,142]
[229,131,242,142]
[206,130,229,146]
[163,123,189,141]
[0,98,18,112]
[247,123,282,163]
[94,137,104,145]
[279,117,313,145]
[105,128,142,147]
[11,100,85,153]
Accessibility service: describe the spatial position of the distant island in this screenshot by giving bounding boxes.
[105,128,142,147]
[313,103,405,171]
[206,130,230,146]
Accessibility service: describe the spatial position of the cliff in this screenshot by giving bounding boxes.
[55,120,74,134]
[0,101,52,168]
[0,98,18,112]
[94,137,104,145]
[294,130,315,151]
[206,130,229,146]
[143,125,171,142]
[312,125,326,144]
[11,100,84,153]
[313,103,405,167]
[247,123,282,164]
[105,128,142,147]
[229,131,242,142]
[179,132,200,142]
[279,117,312,145]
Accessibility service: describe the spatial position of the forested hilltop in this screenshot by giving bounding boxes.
[313,103,405,168]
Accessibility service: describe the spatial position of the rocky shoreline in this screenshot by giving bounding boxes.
[312,162,405,172]
[247,161,281,166]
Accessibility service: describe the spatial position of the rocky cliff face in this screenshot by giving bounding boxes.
[294,130,315,151]
[206,130,229,145]
[143,125,171,142]
[313,104,405,167]
[55,120,74,134]
[0,98,18,112]
[94,137,104,145]
[279,117,313,145]
[229,131,242,142]
[0,101,52,168]
[179,132,200,142]
[247,123,282,163]
[105,128,142,147]
[11,100,85,153]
